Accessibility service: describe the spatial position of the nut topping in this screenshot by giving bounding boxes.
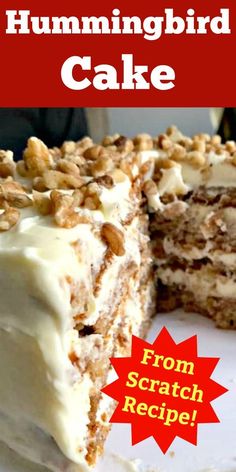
[101,223,125,256]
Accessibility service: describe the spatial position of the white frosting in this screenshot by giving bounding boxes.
[0,174,142,471]
[140,150,236,212]
[158,165,190,197]
[158,266,236,301]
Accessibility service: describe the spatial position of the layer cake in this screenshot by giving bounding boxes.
[1,126,236,471]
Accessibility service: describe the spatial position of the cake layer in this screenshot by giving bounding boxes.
[156,282,236,329]
[158,262,236,300]
[138,127,236,330]
[151,194,236,266]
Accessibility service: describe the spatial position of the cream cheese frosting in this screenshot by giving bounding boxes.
[139,148,236,212]
[158,265,236,301]
[0,170,144,471]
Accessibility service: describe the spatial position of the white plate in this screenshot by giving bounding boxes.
[1,311,236,472]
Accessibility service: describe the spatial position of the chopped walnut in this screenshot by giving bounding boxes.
[0,192,32,209]
[157,134,172,151]
[187,151,206,168]
[226,141,236,154]
[0,181,32,209]
[169,144,186,162]
[101,222,125,256]
[49,147,62,162]
[56,159,81,178]
[75,137,94,152]
[33,177,48,192]
[192,139,206,153]
[83,182,101,210]
[83,145,104,161]
[133,133,153,151]
[51,191,91,228]
[179,137,193,151]
[113,136,134,153]
[155,158,178,170]
[16,160,28,178]
[90,156,114,178]
[72,189,85,207]
[101,134,120,147]
[0,180,25,193]
[0,150,16,178]
[94,175,114,189]
[211,135,222,146]
[166,125,178,136]
[193,133,211,143]
[60,141,77,155]
[0,150,13,162]
[111,169,128,183]
[83,197,98,210]
[33,170,85,191]
[0,205,20,231]
[24,137,53,176]
[33,191,52,216]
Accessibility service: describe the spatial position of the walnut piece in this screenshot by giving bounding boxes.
[24,137,53,176]
[133,133,153,151]
[0,181,32,209]
[102,134,120,147]
[113,136,134,153]
[51,190,90,228]
[0,192,32,209]
[157,134,172,151]
[33,170,84,191]
[101,222,125,256]
[192,139,206,153]
[0,205,20,231]
[56,159,81,178]
[84,145,104,161]
[187,151,206,168]
[169,144,186,162]
[33,191,52,216]
[83,182,101,210]
[0,150,16,178]
[90,156,114,178]
[94,175,114,189]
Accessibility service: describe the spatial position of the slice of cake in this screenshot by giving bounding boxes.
[0,138,154,471]
[140,126,236,329]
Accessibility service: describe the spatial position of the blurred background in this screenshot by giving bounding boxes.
[88,107,215,142]
[1,107,234,160]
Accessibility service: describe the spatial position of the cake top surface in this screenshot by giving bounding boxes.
[1,126,236,232]
[0,134,140,240]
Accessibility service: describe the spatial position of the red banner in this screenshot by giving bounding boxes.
[102,328,228,453]
[0,0,235,106]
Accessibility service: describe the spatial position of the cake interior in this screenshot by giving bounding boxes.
[141,126,236,329]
